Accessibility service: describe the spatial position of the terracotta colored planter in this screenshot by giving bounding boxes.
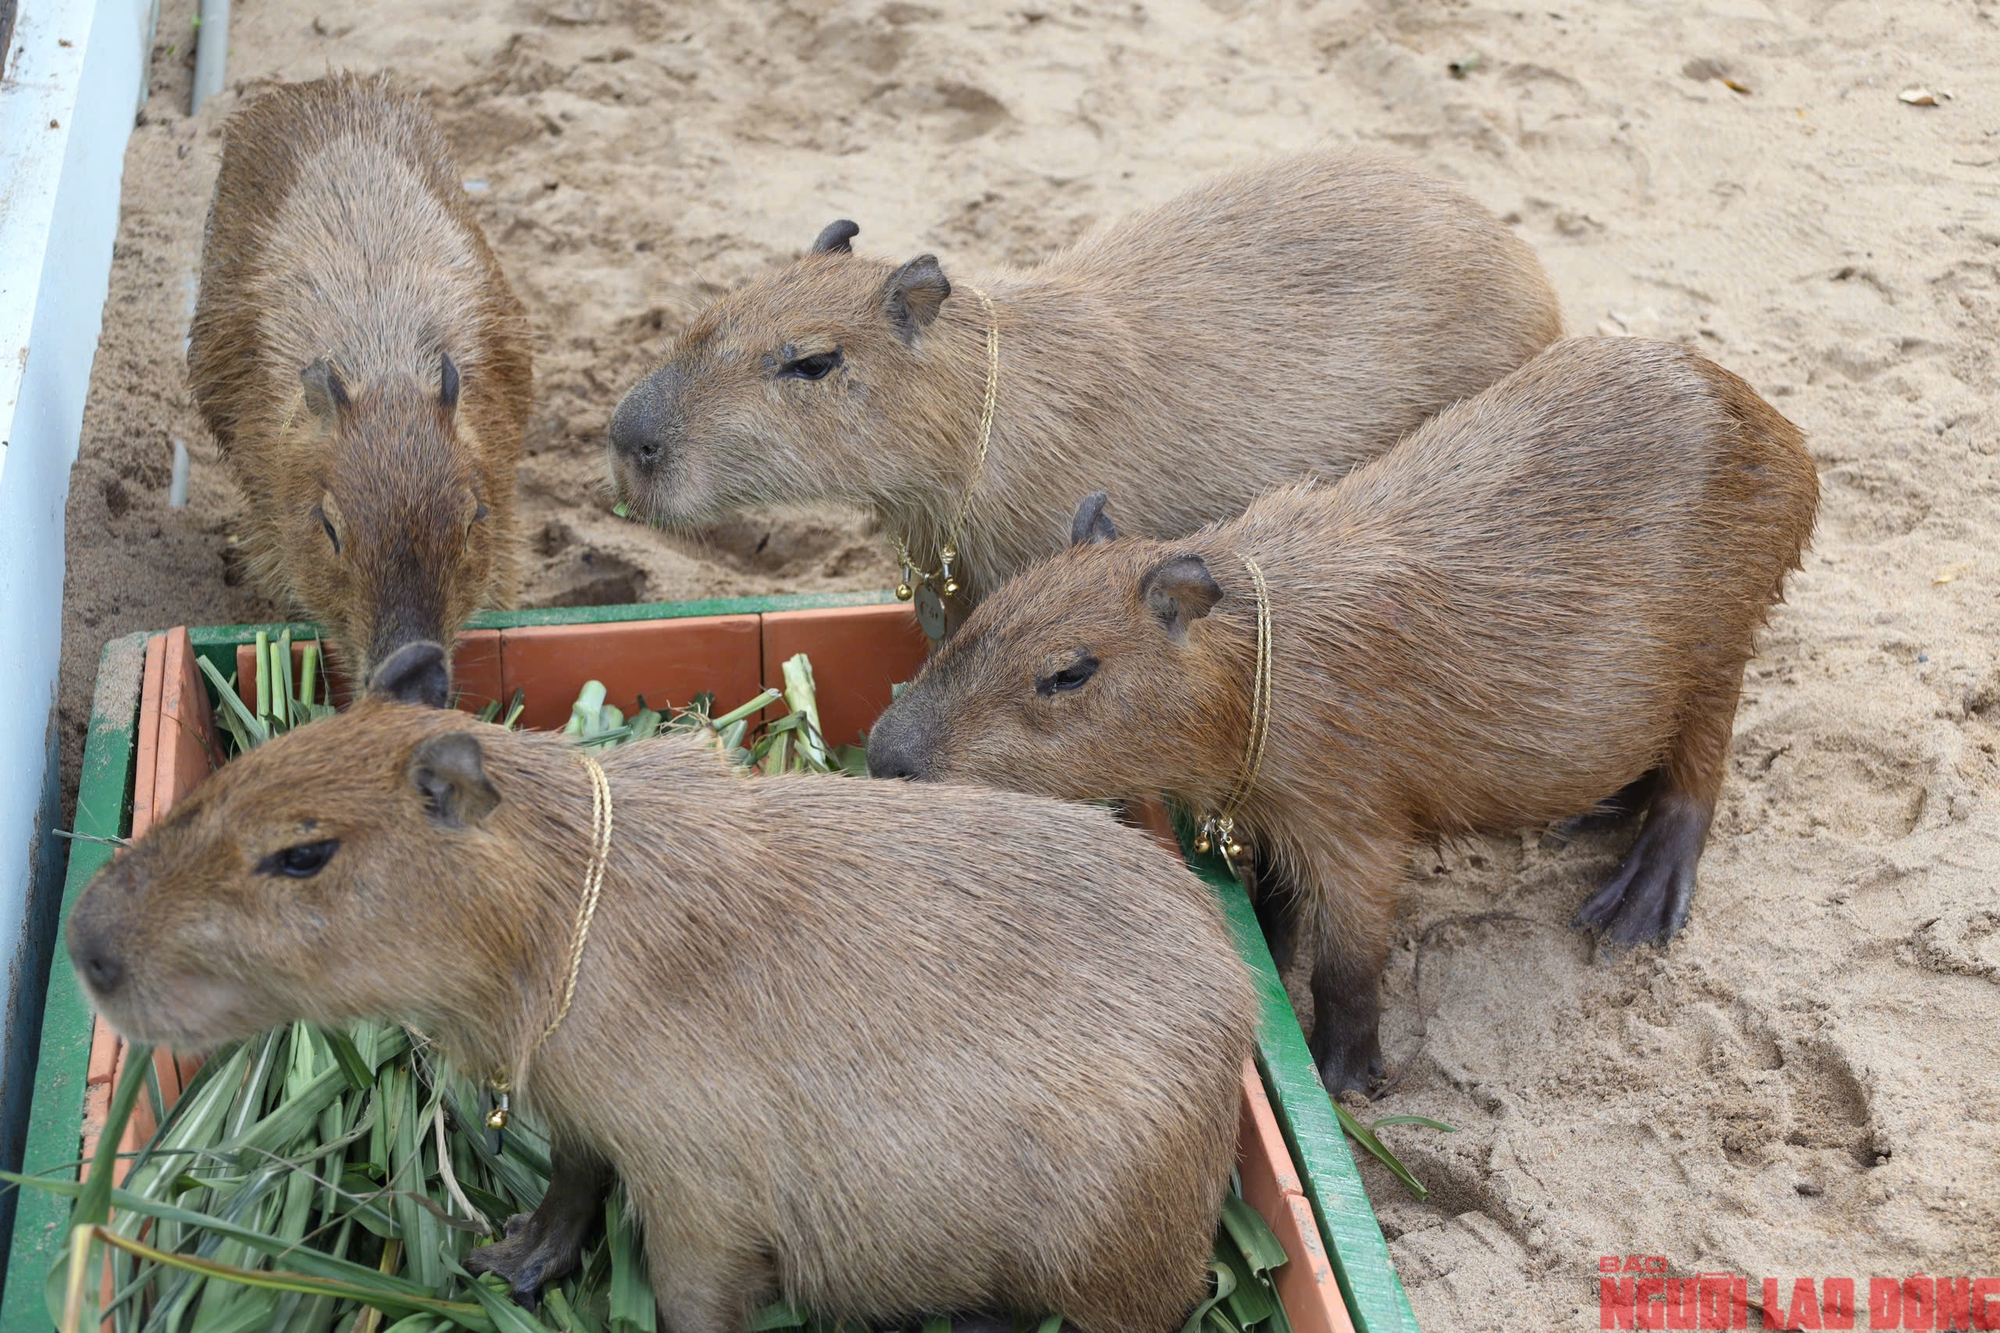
[8,596,1414,1333]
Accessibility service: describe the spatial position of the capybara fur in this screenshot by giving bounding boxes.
[866,337,1819,1095]
[188,73,531,704]
[67,692,1256,1333]
[608,150,1562,616]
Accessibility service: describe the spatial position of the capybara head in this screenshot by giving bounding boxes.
[284,354,496,704]
[67,684,516,1048]
[608,221,963,525]
[868,493,1251,801]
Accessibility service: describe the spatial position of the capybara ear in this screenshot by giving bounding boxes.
[882,256,951,343]
[813,219,859,254]
[300,358,351,424]
[407,730,501,829]
[1140,555,1223,642]
[1070,491,1117,547]
[439,352,460,414]
[369,641,451,710]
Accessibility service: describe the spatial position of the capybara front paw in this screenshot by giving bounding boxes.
[463,1214,582,1309]
[1573,796,1708,944]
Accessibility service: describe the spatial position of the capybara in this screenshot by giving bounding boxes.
[188,73,532,707]
[865,337,1819,1095]
[66,681,1256,1333]
[607,150,1562,626]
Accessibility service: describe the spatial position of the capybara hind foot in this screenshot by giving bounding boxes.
[1555,769,1662,839]
[463,1148,614,1308]
[1573,791,1713,944]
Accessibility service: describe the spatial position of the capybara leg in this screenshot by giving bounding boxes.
[1574,685,1737,943]
[1301,841,1400,1096]
[1556,768,1662,837]
[463,1142,615,1308]
[1251,853,1300,975]
[1309,949,1383,1097]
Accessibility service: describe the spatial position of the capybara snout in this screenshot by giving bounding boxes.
[310,361,493,685]
[867,504,1234,805]
[66,704,484,1047]
[606,363,683,506]
[608,244,947,530]
[367,639,453,708]
[65,899,125,1001]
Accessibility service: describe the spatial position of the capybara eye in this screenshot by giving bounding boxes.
[780,350,842,381]
[316,510,341,555]
[1036,654,1100,696]
[258,839,340,879]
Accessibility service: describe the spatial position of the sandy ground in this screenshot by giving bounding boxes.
[55,0,2000,1326]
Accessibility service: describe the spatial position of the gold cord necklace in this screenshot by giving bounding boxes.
[891,284,999,642]
[485,752,613,1132]
[1193,555,1272,878]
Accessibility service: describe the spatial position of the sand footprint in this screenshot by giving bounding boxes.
[1909,909,2000,983]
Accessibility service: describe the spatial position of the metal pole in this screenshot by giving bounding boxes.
[189,0,227,113]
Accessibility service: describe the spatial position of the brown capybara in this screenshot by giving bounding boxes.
[865,337,1820,1096]
[607,150,1562,624]
[66,680,1256,1333]
[188,73,532,707]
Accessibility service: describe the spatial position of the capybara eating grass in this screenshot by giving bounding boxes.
[188,73,532,706]
[866,337,1819,1095]
[67,687,1256,1333]
[608,149,1562,626]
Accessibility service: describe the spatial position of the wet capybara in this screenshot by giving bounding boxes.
[607,150,1562,624]
[67,684,1256,1333]
[188,73,532,706]
[865,337,1820,1095]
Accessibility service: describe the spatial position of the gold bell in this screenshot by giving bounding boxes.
[895,582,914,601]
[485,1105,509,1130]
[941,577,961,598]
[1193,834,1212,854]
[1225,840,1246,861]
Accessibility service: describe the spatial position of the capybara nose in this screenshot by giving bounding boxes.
[865,730,926,782]
[81,948,124,994]
[69,920,124,996]
[609,376,673,473]
[368,641,451,709]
